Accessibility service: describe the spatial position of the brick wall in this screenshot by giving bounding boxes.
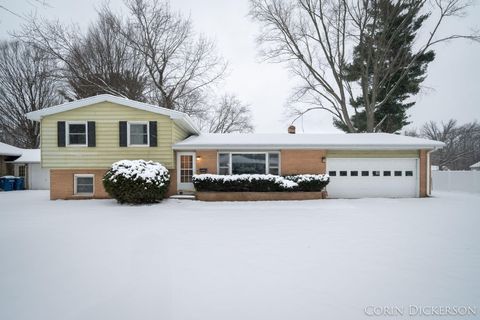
[195,150,217,174]
[50,168,177,200]
[419,150,427,197]
[281,150,326,175]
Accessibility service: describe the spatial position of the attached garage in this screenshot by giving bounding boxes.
[326,157,419,198]
[174,133,444,198]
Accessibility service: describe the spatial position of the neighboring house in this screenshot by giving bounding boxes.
[0,142,50,190]
[0,142,22,177]
[26,94,444,200]
[470,161,480,171]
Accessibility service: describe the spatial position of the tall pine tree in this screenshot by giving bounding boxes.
[336,0,435,133]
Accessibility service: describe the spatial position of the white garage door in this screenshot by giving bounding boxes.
[326,158,418,198]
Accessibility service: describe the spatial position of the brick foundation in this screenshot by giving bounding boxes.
[196,191,327,201]
[50,168,177,200]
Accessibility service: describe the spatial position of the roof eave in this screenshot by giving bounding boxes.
[173,144,444,151]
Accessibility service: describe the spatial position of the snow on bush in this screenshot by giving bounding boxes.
[103,160,170,204]
[192,174,329,192]
[284,174,330,192]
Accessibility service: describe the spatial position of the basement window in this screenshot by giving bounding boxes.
[74,174,94,195]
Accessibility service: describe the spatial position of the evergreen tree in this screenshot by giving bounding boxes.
[336,0,435,133]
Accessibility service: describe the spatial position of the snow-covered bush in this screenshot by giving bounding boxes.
[103,160,170,204]
[192,174,329,192]
[284,174,330,192]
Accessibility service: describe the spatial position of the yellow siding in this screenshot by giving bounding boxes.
[327,150,419,158]
[41,102,177,169]
[172,122,190,143]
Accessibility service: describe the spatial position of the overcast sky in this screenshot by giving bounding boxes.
[1,0,479,133]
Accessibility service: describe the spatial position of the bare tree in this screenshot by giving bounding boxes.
[203,95,254,133]
[0,41,61,148]
[18,12,147,100]
[250,0,479,132]
[106,0,227,113]
[61,12,148,101]
[409,119,480,170]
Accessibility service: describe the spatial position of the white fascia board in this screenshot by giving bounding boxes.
[26,94,200,134]
[172,144,442,151]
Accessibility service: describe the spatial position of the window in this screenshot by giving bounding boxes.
[218,152,280,175]
[74,174,94,195]
[361,171,369,176]
[180,155,193,183]
[350,171,358,176]
[328,171,336,176]
[268,153,279,175]
[405,171,413,176]
[218,153,230,175]
[339,171,347,176]
[232,154,266,174]
[383,171,391,176]
[372,171,380,176]
[67,122,87,146]
[128,122,149,146]
[18,165,26,178]
[394,171,402,176]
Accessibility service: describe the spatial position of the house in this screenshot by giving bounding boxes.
[0,142,50,190]
[26,94,444,200]
[470,161,480,171]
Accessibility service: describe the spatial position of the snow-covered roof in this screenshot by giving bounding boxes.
[26,94,200,135]
[11,149,41,163]
[0,142,23,156]
[0,142,40,163]
[470,161,480,168]
[173,133,445,150]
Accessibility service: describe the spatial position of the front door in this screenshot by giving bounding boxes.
[177,152,196,192]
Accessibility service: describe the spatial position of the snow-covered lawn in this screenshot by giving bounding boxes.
[1,191,479,320]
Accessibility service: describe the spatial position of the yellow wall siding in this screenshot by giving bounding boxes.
[41,102,178,169]
[326,150,419,158]
[172,123,190,144]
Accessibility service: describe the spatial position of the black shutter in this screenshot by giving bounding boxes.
[87,121,96,147]
[149,121,157,147]
[57,121,66,147]
[119,121,127,147]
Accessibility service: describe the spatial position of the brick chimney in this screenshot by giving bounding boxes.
[288,125,296,134]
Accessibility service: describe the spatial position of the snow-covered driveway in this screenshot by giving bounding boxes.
[0,191,479,320]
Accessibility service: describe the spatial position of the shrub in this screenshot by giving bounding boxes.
[103,160,170,204]
[192,174,329,192]
[284,174,330,192]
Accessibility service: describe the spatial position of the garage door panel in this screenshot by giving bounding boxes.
[326,158,418,198]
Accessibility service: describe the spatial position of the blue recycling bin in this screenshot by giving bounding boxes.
[0,176,16,191]
[15,177,25,190]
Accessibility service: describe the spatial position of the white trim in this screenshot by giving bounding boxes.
[173,133,445,151]
[216,151,281,175]
[127,121,150,147]
[426,150,432,196]
[177,152,196,191]
[66,121,88,147]
[25,94,200,134]
[73,174,95,196]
